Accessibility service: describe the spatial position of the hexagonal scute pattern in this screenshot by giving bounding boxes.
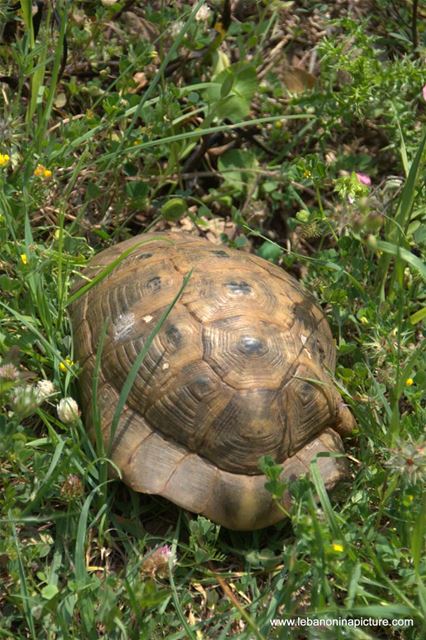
[71,232,345,477]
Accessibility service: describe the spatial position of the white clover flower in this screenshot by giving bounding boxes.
[0,363,19,380]
[169,20,185,38]
[195,5,212,22]
[36,380,55,402]
[12,385,40,417]
[57,397,80,424]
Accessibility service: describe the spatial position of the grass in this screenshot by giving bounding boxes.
[0,1,425,638]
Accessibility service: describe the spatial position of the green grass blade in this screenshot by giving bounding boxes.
[74,490,97,584]
[168,514,197,640]
[376,128,426,297]
[310,454,343,540]
[101,114,312,163]
[0,301,66,364]
[411,494,426,576]
[410,306,426,324]
[19,0,35,48]
[90,319,110,501]
[10,514,37,639]
[346,562,362,608]
[393,127,426,236]
[375,240,426,280]
[33,5,68,150]
[22,438,65,516]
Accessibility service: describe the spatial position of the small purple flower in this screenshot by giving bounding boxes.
[355,172,371,186]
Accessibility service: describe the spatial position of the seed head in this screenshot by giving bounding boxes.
[0,363,19,381]
[141,545,176,578]
[61,474,84,501]
[57,397,80,424]
[36,380,55,402]
[385,439,426,486]
[12,385,40,417]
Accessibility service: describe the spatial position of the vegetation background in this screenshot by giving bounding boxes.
[0,0,425,638]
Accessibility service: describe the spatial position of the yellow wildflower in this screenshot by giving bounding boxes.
[360,316,369,325]
[20,254,28,265]
[34,164,53,179]
[59,357,74,372]
[331,543,344,553]
[405,378,414,386]
[0,153,10,167]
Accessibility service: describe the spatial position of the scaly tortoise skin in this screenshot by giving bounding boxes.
[71,232,355,530]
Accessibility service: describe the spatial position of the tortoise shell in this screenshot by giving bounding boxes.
[71,233,355,530]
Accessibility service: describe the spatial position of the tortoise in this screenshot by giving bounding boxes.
[70,232,355,530]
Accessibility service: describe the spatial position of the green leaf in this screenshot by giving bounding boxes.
[257,241,283,263]
[218,148,257,192]
[205,63,258,122]
[125,181,149,199]
[220,69,234,98]
[161,197,188,221]
[41,584,59,600]
[410,306,426,325]
[0,274,20,291]
[232,64,258,102]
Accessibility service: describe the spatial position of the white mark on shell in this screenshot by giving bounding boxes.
[113,312,135,342]
[300,334,307,345]
[143,315,154,323]
[162,362,170,370]
[304,349,312,359]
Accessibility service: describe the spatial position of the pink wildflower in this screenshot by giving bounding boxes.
[422,85,426,102]
[141,544,176,578]
[355,172,371,186]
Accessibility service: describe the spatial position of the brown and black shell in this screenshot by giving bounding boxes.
[70,232,355,529]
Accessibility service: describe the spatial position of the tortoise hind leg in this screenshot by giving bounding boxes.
[332,390,357,437]
[203,428,349,530]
